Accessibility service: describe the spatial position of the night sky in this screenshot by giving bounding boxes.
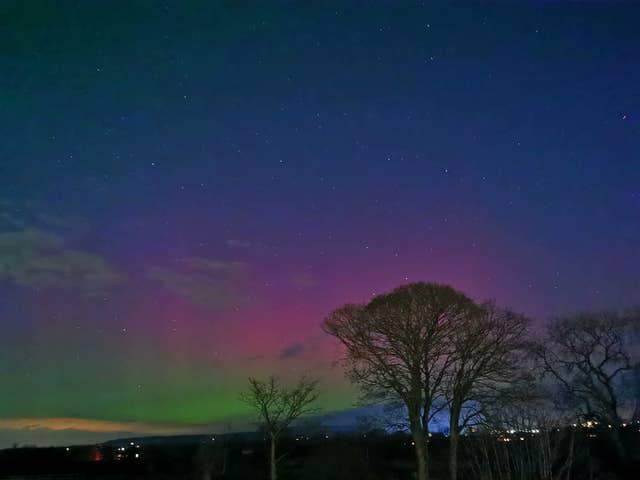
[1,2,639,447]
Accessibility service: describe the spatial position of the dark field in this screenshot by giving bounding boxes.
[2,426,639,480]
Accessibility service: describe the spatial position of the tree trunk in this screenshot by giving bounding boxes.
[270,435,277,480]
[565,429,573,480]
[410,416,429,480]
[222,447,227,476]
[449,429,459,480]
[424,424,430,478]
[422,400,432,478]
[449,404,461,480]
[412,428,428,480]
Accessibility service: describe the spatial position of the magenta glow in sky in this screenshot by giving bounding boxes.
[1,2,639,447]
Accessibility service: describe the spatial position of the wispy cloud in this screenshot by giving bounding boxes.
[0,229,124,291]
[148,257,250,311]
[0,418,210,434]
[0,418,251,448]
[225,239,255,248]
[0,199,89,234]
[291,272,318,289]
[225,239,271,250]
[279,342,305,359]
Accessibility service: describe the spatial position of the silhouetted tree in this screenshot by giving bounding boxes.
[444,302,529,480]
[537,310,639,460]
[240,375,319,480]
[624,310,640,423]
[466,372,580,480]
[324,282,477,480]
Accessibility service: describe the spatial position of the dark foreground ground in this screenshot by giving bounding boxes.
[1,426,639,480]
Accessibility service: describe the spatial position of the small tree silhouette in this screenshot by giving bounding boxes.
[241,375,319,480]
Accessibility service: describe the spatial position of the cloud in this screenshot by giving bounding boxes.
[279,342,305,359]
[225,239,271,249]
[225,239,255,248]
[0,229,124,291]
[0,199,89,234]
[175,257,248,274]
[291,272,318,288]
[148,257,250,311]
[0,418,207,434]
[0,418,251,448]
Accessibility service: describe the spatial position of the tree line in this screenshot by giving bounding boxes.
[243,282,639,480]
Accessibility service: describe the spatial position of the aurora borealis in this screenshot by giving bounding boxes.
[1,2,639,447]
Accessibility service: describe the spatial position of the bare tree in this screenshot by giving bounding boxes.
[537,311,638,423]
[467,374,580,480]
[628,310,640,422]
[537,310,638,460]
[240,375,319,480]
[445,302,529,480]
[324,282,477,480]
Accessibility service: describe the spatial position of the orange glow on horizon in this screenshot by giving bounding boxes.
[0,417,222,435]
